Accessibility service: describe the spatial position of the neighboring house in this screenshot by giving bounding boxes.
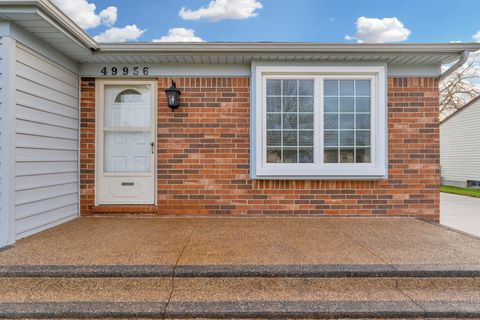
[1,0,479,248]
[440,96,480,188]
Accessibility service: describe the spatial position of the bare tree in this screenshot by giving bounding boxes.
[440,59,480,119]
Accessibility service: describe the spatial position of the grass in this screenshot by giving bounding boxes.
[440,185,480,198]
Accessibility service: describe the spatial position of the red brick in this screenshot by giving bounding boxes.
[79,77,440,222]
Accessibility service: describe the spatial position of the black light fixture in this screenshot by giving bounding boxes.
[165,80,181,111]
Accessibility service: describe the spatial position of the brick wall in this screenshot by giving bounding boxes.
[80,76,440,222]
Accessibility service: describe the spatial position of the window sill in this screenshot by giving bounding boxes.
[252,166,387,180]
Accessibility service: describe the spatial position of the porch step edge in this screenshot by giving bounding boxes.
[1,301,480,319]
[1,264,480,278]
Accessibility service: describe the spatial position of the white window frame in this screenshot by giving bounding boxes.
[252,65,387,179]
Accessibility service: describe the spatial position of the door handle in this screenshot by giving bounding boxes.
[150,142,155,154]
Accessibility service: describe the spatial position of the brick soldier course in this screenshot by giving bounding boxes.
[80,76,440,221]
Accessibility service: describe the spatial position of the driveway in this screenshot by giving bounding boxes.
[441,192,480,238]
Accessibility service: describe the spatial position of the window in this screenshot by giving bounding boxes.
[253,66,387,179]
[467,180,480,188]
[323,80,371,164]
[114,88,144,103]
[266,79,314,164]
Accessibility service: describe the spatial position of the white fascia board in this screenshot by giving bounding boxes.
[98,42,480,53]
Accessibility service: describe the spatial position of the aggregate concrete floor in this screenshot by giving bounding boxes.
[441,192,480,238]
[1,216,480,268]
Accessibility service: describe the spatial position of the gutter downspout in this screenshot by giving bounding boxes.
[439,50,469,81]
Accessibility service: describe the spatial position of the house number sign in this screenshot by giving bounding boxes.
[100,66,149,76]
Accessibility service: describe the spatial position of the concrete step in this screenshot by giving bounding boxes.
[1,263,480,277]
[0,276,479,318]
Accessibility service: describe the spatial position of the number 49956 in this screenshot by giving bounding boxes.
[100,66,149,76]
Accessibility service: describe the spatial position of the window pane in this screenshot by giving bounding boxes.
[324,80,338,96]
[355,80,371,96]
[283,96,297,112]
[323,79,373,164]
[283,148,298,163]
[267,80,281,95]
[356,114,371,129]
[340,80,354,96]
[283,80,297,96]
[340,148,354,163]
[267,131,281,146]
[340,130,354,146]
[356,131,370,146]
[267,148,282,163]
[356,97,370,112]
[283,131,297,146]
[340,97,354,112]
[265,78,315,164]
[299,114,313,129]
[267,97,281,112]
[283,114,297,129]
[104,85,151,128]
[340,114,354,129]
[356,148,371,163]
[299,130,314,146]
[299,148,314,163]
[324,131,338,146]
[299,97,313,112]
[324,97,338,112]
[324,114,338,129]
[299,80,314,96]
[324,148,338,163]
[267,114,281,129]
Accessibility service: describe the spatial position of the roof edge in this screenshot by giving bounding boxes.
[1,0,480,61]
[0,0,97,49]
[440,95,480,125]
[97,42,480,53]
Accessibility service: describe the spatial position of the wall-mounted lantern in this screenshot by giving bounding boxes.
[165,80,181,111]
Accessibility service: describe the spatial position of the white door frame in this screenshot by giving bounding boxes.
[95,79,157,205]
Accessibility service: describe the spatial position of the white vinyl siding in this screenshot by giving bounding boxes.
[440,98,480,186]
[14,43,79,239]
[0,34,16,248]
[0,36,4,243]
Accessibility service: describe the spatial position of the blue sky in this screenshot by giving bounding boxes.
[52,0,480,43]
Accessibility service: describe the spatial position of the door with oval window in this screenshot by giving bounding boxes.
[96,80,156,204]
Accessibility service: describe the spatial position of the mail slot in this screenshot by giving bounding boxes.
[121,182,135,186]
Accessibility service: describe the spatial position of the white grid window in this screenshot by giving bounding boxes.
[266,79,314,163]
[253,66,387,179]
[324,80,371,164]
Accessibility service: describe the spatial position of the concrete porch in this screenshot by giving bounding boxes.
[1,217,480,318]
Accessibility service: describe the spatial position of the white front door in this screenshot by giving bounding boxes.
[97,80,156,204]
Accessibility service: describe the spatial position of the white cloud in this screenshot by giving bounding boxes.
[473,31,480,42]
[450,40,463,43]
[179,0,262,21]
[345,17,411,43]
[99,6,117,27]
[93,25,146,43]
[153,28,204,42]
[51,0,117,29]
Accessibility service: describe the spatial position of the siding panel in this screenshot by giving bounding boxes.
[440,99,480,186]
[14,43,79,239]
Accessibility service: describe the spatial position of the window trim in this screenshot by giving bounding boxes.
[252,65,387,179]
